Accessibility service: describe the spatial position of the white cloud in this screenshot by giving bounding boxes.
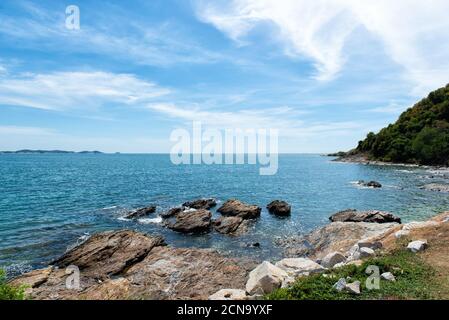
[368,102,409,115]
[196,0,449,91]
[0,71,170,110]
[0,125,55,136]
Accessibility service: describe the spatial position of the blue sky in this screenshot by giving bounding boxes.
[0,0,448,153]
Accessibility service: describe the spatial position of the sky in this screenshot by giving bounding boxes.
[0,0,449,153]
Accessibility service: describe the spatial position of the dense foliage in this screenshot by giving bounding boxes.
[356,84,449,165]
[0,269,26,300]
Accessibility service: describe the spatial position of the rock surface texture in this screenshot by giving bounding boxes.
[10,230,256,300]
[217,199,261,220]
[329,209,401,224]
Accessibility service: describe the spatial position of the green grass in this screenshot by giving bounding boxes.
[0,269,26,300]
[266,249,441,300]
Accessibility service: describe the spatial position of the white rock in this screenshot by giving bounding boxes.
[381,272,396,282]
[403,221,439,231]
[333,278,347,292]
[345,281,361,294]
[275,258,325,277]
[359,247,375,258]
[208,289,248,300]
[320,252,346,268]
[407,240,428,253]
[333,262,346,269]
[245,261,288,295]
[395,230,410,239]
[281,276,296,289]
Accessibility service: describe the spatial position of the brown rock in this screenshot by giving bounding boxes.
[182,198,217,210]
[160,207,183,219]
[124,206,156,219]
[267,200,291,216]
[217,199,261,219]
[166,209,212,234]
[213,216,249,235]
[329,209,401,224]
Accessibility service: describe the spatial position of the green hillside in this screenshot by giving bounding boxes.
[355,84,449,165]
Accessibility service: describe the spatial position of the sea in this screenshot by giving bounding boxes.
[1,153,448,276]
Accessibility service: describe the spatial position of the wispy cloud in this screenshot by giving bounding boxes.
[0,71,170,110]
[195,0,449,92]
[367,102,409,115]
[0,125,55,136]
[0,2,222,67]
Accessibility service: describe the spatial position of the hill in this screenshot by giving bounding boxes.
[349,84,449,165]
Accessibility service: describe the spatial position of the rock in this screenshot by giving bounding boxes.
[208,289,247,300]
[333,278,347,292]
[281,276,296,289]
[160,207,183,219]
[407,240,428,253]
[166,209,212,234]
[329,209,401,224]
[277,221,397,258]
[444,216,449,223]
[245,261,288,295]
[395,230,410,239]
[357,180,382,188]
[345,281,361,294]
[183,198,217,210]
[359,247,375,258]
[125,206,156,219]
[267,200,291,216]
[218,199,261,220]
[213,216,247,235]
[275,258,325,277]
[420,183,449,193]
[357,239,383,250]
[381,272,396,282]
[320,252,346,268]
[366,181,382,188]
[11,230,256,300]
[51,230,166,277]
[403,221,440,230]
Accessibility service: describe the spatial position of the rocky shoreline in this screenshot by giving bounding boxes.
[10,199,448,300]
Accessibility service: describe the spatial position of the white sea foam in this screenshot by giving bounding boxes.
[102,205,118,210]
[138,216,163,224]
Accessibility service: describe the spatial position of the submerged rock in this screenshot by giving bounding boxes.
[182,198,217,210]
[166,209,212,234]
[217,199,261,220]
[124,206,156,219]
[10,230,256,300]
[267,200,291,217]
[329,209,401,224]
[356,180,382,188]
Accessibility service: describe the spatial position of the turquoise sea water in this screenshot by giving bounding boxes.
[1,154,448,275]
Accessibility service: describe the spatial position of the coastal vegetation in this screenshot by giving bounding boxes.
[353,84,449,165]
[0,269,26,300]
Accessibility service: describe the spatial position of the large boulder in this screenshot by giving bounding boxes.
[275,258,325,277]
[329,209,401,224]
[166,209,212,234]
[10,230,256,300]
[213,216,248,235]
[217,199,261,220]
[245,261,288,295]
[182,198,217,210]
[124,206,156,219]
[267,200,291,217]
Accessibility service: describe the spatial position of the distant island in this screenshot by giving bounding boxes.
[334,83,449,166]
[0,150,104,154]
